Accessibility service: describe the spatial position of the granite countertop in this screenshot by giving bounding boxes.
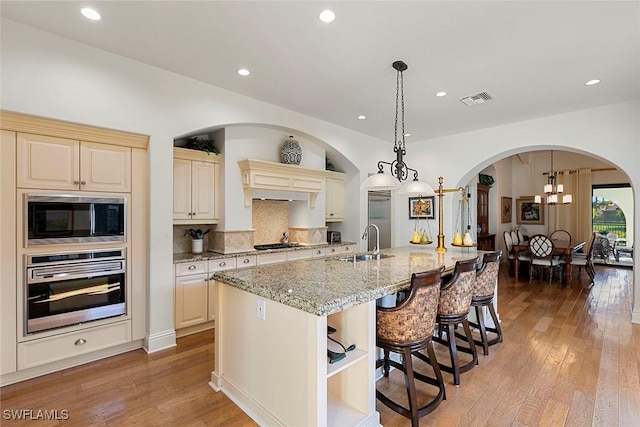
[212,246,482,317]
[173,241,357,264]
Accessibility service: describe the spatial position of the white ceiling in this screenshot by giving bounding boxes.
[1,1,639,143]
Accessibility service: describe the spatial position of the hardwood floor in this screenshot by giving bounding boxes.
[2,265,638,426]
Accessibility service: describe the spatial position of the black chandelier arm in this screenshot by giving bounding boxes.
[376,160,393,174]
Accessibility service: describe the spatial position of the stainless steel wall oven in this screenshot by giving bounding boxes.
[25,249,126,334]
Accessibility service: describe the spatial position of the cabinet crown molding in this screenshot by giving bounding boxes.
[1,111,148,149]
[238,159,328,208]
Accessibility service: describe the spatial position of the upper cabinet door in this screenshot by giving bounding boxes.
[17,133,79,191]
[173,158,192,221]
[325,177,345,222]
[17,133,131,193]
[80,142,131,193]
[190,161,216,221]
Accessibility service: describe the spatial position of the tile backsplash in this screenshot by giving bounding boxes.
[253,200,289,245]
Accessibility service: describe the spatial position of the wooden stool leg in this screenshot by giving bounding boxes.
[425,342,446,401]
[402,347,419,427]
[383,349,390,377]
[475,305,489,356]
[487,303,503,343]
[461,319,478,367]
[444,322,461,386]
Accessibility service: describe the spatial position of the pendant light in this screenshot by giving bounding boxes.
[534,150,572,205]
[361,60,433,195]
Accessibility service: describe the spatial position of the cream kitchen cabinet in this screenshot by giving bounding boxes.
[173,147,220,224]
[175,257,236,334]
[174,261,209,329]
[17,133,131,192]
[325,172,345,222]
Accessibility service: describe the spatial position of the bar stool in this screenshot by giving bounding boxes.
[419,258,478,386]
[376,267,446,427]
[466,251,503,355]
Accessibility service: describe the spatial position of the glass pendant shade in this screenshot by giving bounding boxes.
[534,195,542,203]
[398,179,435,195]
[544,184,553,194]
[360,172,401,190]
[548,194,558,204]
[563,194,572,204]
[557,184,563,192]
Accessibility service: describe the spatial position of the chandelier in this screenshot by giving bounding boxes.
[360,61,432,194]
[534,150,572,205]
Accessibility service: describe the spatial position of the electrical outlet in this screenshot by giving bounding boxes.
[256,298,266,320]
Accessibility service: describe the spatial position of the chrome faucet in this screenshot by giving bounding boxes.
[362,224,380,258]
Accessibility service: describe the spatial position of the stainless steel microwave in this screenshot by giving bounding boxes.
[26,194,126,246]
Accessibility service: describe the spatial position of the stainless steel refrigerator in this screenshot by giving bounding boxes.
[367,190,391,251]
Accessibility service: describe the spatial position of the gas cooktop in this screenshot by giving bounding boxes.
[254,243,296,250]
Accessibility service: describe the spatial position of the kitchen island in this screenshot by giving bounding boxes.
[210,246,480,426]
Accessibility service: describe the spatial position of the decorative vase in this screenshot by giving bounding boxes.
[463,232,473,246]
[281,135,302,165]
[453,232,463,245]
[191,239,203,254]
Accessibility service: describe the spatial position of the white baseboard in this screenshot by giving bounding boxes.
[210,375,284,427]
[144,329,176,353]
[632,308,640,324]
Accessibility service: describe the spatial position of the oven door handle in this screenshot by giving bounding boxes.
[27,260,125,284]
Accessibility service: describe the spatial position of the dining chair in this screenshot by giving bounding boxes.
[503,231,515,275]
[516,229,525,245]
[528,234,565,284]
[510,230,519,245]
[549,229,572,244]
[570,232,596,282]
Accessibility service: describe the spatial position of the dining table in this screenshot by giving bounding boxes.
[513,239,585,284]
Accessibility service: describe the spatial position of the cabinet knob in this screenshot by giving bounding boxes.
[219,261,226,267]
[316,250,322,254]
[80,181,86,185]
[188,265,197,270]
[330,213,334,216]
[243,258,250,264]
[330,248,335,253]
[73,180,80,185]
[74,339,87,346]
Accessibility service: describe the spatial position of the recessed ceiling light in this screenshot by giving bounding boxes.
[435,91,447,97]
[81,7,101,21]
[357,115,366,120]
[237,68,250,76]
[319,10,336,23]
[585,79,601,86]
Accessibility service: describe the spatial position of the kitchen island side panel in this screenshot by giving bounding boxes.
[213,281,326,426]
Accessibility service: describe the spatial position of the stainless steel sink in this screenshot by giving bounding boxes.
[336,253,393,262]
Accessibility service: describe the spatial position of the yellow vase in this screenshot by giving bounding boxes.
[453,232,463,245]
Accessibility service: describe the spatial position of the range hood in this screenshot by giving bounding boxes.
[238,159,327,207]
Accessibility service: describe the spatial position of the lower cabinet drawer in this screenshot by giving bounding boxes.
[236,255,257,268]
[18,321,131,370]
[208,257,237,272]
[326,245,353,256]
[257,252,287,265]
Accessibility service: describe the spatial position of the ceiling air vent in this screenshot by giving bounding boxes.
[459,91,495,107]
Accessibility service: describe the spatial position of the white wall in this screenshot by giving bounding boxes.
[2,18,639,345]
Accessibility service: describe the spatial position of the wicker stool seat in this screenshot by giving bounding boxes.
[465,251,503,356]
[422,258,479,386]
[376,267,446,427]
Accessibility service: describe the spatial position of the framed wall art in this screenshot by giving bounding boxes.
[516,197,544,225]
[409,196,435,220]
[501,197,512,224]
